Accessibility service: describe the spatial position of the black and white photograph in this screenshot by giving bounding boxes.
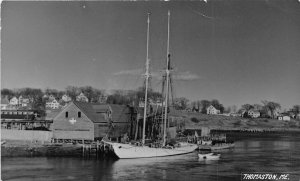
[1,0,300,180]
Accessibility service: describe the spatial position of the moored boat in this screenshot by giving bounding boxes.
[102,11,197,159]
[103,141,197,159]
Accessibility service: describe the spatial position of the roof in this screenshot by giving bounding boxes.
[92,104,111,113]
[108,104,132,123]
[45,109,61,120]
[73,101,106,123]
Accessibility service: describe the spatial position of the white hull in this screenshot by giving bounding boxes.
[105,142,198,159]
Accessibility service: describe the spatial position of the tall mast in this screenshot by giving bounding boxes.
[142,13,150,145]
[163,10,170,146]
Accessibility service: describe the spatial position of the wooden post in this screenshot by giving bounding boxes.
[134,113,140,141]
[82,140,85,157]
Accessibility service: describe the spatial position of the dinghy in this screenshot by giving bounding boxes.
[198,153,220,160]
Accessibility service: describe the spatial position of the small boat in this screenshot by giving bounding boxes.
[198,153,220,160]
[210,143,235,150]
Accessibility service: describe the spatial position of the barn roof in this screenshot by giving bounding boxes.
[73,101,106,123]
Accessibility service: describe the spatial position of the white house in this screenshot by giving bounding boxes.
[62,94,72,102]
[46,99,60,109]
[278,115,291,121]
[9,97,19,105]
[76,93,89,102]
[248,110,260,118]
[18,96,30,107]
[206,105,220,115]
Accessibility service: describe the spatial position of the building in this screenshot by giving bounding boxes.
[1,109,52,130]
[278,115,291,121]
[51,101,133,142]
[9,97,19,105]
[18,96,30,107]
[76,93,89,102]
[206,105,220,115]
[248,110,260,118]
[46,99,60,109]
[62,94,72,102]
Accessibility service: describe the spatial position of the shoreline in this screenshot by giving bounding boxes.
[2,129,300,157]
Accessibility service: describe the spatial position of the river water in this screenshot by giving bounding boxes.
[2,132,300,181]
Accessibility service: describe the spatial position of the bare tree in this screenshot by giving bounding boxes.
[262,100,281,119]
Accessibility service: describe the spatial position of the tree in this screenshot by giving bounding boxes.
[292,105,300,116]
[232,105,237,113]
[173,97,189,110]
[44,88,59,98]
[241,104,254,111]
[253,104,263,111]
[211,99,225,113]
[1,88,15,99]
[200,100,210,114]
[262,100,281,119]
[65,86,80,100]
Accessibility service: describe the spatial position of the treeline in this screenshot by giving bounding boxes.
[1,86,162,107]
[2,87,299,118]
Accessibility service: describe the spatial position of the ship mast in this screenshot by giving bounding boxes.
[142,13,150,145]
[163,11,171,146]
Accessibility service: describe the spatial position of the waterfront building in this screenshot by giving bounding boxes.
[206,105,220,115]
[1,109,52,130]
[52,101,133,142]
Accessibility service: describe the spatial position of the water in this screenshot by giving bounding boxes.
[2,133,300,181]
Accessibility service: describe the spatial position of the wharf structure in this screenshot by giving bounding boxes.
[1,101,184,146]
[1,101,136,144]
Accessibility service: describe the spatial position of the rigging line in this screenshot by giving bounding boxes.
[186,5,215,20]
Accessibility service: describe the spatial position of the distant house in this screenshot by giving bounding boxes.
[1,97,9,110]
[248,110,260,118]
[48,95,56,101]
[52,101,133,142]
[206,105,220,115]
[76,93,89,102]
[9,97,19,105]
[46,99,60,109]
[278,115,291,121]
[18,96,30,107]
[61,94,72,102]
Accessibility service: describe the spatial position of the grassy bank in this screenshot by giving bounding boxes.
[172,111,300,131]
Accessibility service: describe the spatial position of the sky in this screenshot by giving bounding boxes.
[1,1,300,109]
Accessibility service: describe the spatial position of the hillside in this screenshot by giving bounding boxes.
[170,111,300,131]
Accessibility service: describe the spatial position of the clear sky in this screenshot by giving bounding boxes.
[2,1,300,109]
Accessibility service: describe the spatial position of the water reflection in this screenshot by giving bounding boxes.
[2,133,300,181]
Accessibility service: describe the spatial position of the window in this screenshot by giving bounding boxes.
[65,112,68,118]
[78,112,81,118]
